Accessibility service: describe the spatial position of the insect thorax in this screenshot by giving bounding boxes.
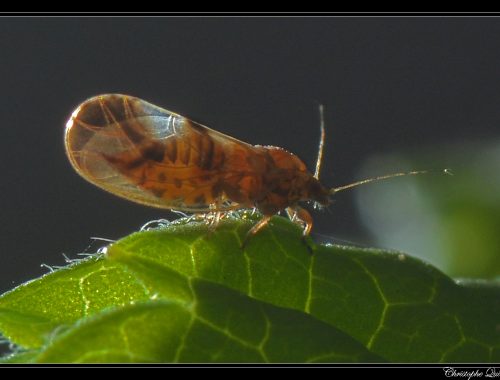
[251,146,329,214]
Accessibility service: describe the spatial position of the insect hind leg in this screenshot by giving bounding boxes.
[205,200,237,234]
[206,211,223,233]
[241,215,272,249]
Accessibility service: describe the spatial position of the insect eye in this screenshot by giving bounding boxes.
[308,179,322,193]
[308,178,329,205]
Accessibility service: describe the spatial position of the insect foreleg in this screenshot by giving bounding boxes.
[286,206,313,236]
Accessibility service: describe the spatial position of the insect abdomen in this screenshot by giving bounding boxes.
[106,131,229,207]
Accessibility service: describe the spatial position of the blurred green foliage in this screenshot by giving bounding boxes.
[356,140,500,279]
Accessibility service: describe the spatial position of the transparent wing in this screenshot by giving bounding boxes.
[65,94,258,211]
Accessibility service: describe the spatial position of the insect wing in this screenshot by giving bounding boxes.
[65,94,249,211]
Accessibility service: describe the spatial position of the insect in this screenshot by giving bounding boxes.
[65,94,434,246]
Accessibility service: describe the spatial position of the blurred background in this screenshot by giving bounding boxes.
[0,17,499,297]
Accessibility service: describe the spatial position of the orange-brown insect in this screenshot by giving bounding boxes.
[65,94,432,245]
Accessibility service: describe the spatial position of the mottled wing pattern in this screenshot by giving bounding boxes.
[64,94,260,211]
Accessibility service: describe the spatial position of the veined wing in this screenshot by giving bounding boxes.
[64,94,260,211]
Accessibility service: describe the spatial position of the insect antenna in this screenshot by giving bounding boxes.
[314,104,326,180]
[330,168,452,195]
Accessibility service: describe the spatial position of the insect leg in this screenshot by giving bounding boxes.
[207,211,222,233]
[241,215,272,249]
[205,202,222,234]
[286,206,315,254]
[206,199,238,233]
[286,206,313,236]
[285,207,296,222]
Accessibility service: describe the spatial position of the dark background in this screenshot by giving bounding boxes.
[1,17,499,293]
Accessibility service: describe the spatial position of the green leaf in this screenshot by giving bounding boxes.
[0,212,498,362]
[33,282,380,363]
[0,257,152,348]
